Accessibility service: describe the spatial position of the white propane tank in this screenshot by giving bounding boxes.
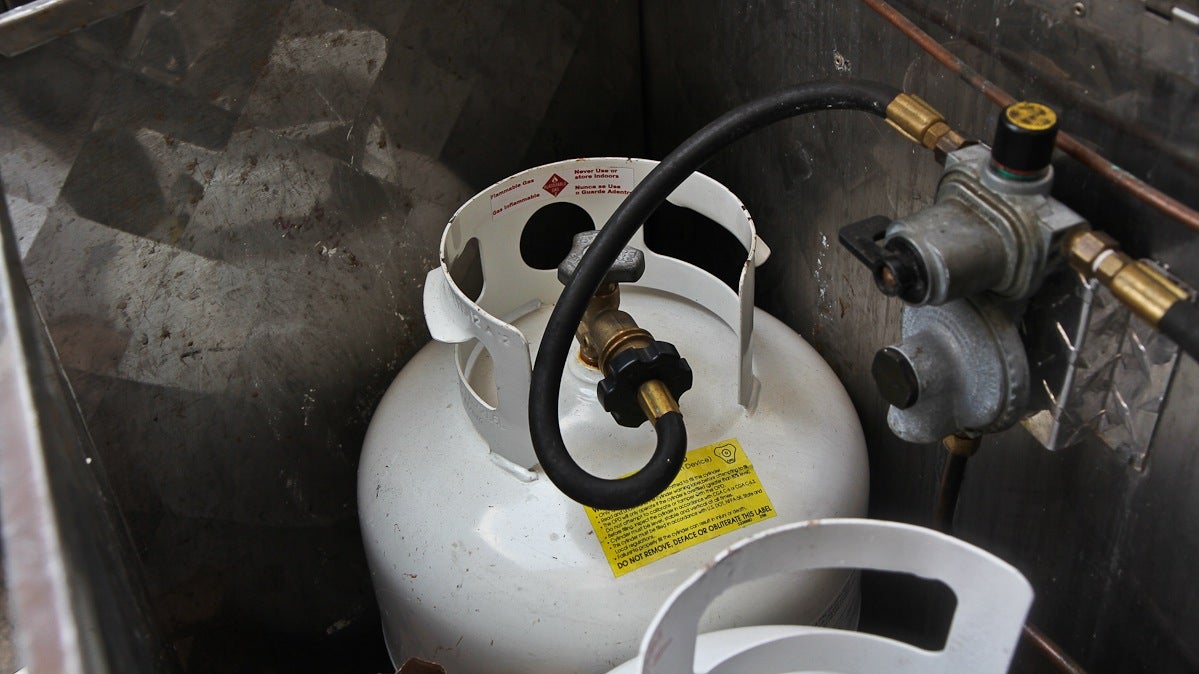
[358,158,869,674]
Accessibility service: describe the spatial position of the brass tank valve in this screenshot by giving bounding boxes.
[558,232,693,427]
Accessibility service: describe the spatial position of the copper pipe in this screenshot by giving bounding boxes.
[934,434,979,532]
[933,451,967,533]
[1022,624,1089,674]
[930,434,1087,673]
[894,0,1197,176]
[861,0,1199,234]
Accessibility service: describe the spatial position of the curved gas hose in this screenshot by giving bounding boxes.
[530,80,905,510]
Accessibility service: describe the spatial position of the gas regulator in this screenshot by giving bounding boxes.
[840,101,1195,445]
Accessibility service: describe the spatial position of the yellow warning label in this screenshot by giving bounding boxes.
[584,438,776,577]
[1006,102,1057,131]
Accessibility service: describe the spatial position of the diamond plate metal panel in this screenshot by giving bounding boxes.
[1021,267,1183,469]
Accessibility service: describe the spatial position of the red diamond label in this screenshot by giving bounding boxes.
[542,173,568,197]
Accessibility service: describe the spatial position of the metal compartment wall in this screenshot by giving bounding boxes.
[3,0,1198,672]
[0,1,643,670]
[641,1,1199,672]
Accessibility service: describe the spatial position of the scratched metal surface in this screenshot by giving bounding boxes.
[642,1,1199,672]
[0,0,148,57]
[0,192,179,674]
[1020,267,1184,467]
[0,1,642,671]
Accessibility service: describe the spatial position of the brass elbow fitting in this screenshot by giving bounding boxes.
[574,283,623,367]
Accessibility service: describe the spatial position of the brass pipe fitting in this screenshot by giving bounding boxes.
[886,93,966,154]
[575,283,622,366]
[942,432,981,457]
[599,326,654,372]
[1066,229,1188,327]
[637,380,679,426]
[575,289,682,423]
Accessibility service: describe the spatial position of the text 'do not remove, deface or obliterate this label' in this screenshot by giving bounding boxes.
[584,438,777,577]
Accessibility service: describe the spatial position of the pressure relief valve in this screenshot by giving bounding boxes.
[558,231,693,428]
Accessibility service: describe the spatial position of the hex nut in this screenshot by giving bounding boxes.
[1066,229,1117,275]
[1093,250,1129,283]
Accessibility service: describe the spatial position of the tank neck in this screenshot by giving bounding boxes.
[423,158,767,470]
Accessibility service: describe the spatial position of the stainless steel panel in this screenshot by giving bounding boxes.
[0,0,147,57]
[643,1,1199,671]
[1,0,643,670]
[6,0,1195,671]
[0,190,178,673]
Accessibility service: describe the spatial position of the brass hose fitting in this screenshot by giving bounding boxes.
[636,380,679,427]
[1066,230,1188,327]
[942,432,981,458]
[886,93,967,155]
[577,290,690,426]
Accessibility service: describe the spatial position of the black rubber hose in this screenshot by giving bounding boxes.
[529,80,902,510]
[1160,300,1199,363]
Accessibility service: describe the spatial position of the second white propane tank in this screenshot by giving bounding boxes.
[358,158,869,673]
